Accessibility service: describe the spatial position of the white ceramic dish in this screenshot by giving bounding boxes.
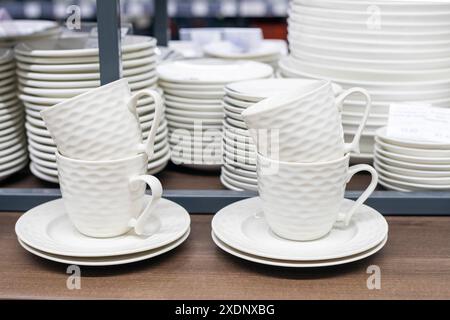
[212,197,388,260]
[18,228,189,267]
[374,148,450,171]
[213,232,387,268]
[375,158,450,178]
[374,162,450,186]
[15,197,191,257]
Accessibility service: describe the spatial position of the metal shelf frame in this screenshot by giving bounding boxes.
[1,0,449,215]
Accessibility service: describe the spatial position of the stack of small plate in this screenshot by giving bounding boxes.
[14,35,170,182]
[222,78,342,191]
[15,197,191,266]
[0,49,27,182]
[212,197,388,267]
[203,40,288,70]
[0,20,60,48]
[157,59,273,170]
[374,127,450,191]
[280,0,450,163]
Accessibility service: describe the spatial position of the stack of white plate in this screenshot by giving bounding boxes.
[212,197,388,267]
[14,35,170,183]
[374,127,450,191]
[280,0,450,163]
[157,59,273,170]
[222,78,342,191]
[15,197,191,266]
[0,49,27,182]
[203,40,288,69]
[0,20,60,48]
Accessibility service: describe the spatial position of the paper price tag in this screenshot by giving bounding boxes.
[387,103,450,143]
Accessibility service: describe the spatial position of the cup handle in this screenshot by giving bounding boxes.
[337,164,379,226]
[127,175,163,236]
[335,87,372,155]
[127,89,164,160]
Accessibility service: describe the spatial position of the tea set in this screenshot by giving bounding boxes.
[14,76,388,267]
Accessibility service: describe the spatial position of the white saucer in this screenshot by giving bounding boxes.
[15,197,191,257]
[212,197,388,261]
[212,232,388,268]
[18,228,190,267]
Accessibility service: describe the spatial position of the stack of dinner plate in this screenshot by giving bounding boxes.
[15,35,169,183]
[280,0,450,163]
[0,49,27,182]
[222,78,342,191]
[203,40,288,70]
[0,20,60,48]
[157,59,273,170]
[374,127,450,191]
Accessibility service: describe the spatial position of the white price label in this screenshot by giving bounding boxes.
[387,103,450,143]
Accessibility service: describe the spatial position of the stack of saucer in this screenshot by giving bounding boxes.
[212,197,388,267]
[0,20,60,48]
[203,40,288,70]
[15,198,190,266]
[374,127,450,191]
[15,35,169,182]
[157,59,273,170]
[0,49,27,181]
[222,79,342,191]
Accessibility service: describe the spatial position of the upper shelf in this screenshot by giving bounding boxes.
[2,0,290,19]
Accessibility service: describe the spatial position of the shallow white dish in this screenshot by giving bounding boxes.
[18,228,189,266]
[212,197,388,261]
[15,197,191,257]
[375,158,450,178]
[203,40,282,59]
[374,162,450,186]
[374,149,450,171]
[213,231,387,268]
[157,59,273,84]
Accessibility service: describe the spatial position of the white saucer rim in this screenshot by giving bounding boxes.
[212,231,388,268]
[15,197,191,257]
[212,197,389,261]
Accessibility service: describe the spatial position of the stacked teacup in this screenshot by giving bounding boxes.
[40,79,165,238]
[242,79,379,241]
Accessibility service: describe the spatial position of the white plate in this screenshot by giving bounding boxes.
[167,119,223,131]
[376,127,450,150]
[204,41,282,59]
[0,159,27,181]
[223,163,256,179]
[164,93,222,105]
[375,137,450,158]
[15,35,156,57]
[0,152,28,171]
[213,231,388,268]
[15,197,190,257]
[374,162,450,186]
[157,59,273,84]
[18,228,189,267]
[225,78,342,102]
[222,166,257,185]
[220,173,257,191]
[14,48,155,65]
[162,88,224,100]
[0,20,58,40]
[377,177,410,192]
[223,155,256,172]
[29,162,58,183]
[377,174,450,191]
[374,148,450,171]
[165,100,223,113]
[375,146,450,165]
[375,158,450,178]
[212,197,388,261]
[159,81,224,91]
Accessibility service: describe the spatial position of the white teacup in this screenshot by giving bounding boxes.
[41,79,163,161]
[56,152,162,238]
[242,80,371,162]
[257,153,378,241]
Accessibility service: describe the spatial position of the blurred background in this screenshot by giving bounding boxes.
[1,0,289,39]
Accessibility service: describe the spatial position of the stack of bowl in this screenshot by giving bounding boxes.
[280,0,450,163]
[374,127,450,191]
[15,35,169,182]
[0,49,27,181]
[157,59,273,170]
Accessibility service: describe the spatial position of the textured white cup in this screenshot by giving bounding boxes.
[56,152,162,238]
[41,78,163,161]
[242,80,371,162]
[257,153,378,241]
